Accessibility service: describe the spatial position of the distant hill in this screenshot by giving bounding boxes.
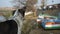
[0,7,16,10]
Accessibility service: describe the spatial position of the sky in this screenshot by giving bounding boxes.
[0,0,12,7]
[0,0,60,7]
[36,0,60,6]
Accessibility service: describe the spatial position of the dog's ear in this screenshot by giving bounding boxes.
[23,6,26,9]
[23,6,26,11]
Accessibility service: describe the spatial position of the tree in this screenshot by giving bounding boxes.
[12,0,38,16]
[26,0,38,16]
[12,0,27,9]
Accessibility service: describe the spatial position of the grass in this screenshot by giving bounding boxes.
[22,9,60,34]
[0,10,13,19]
[0,10,37,34]
[0,9,60,34]
[22,13,37,34]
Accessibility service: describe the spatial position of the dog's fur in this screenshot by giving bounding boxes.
[0,6,26,34]
[13,6,26,17]
[0,20,18,34]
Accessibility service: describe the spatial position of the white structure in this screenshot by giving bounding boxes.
[35,0,60,9]
[49,6,52,8]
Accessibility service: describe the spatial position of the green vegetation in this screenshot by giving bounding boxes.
[0,9,60,34]
[0,10,13,19]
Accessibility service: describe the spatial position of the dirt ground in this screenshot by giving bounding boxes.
[0,9,60,34]
[22,15,60,34]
